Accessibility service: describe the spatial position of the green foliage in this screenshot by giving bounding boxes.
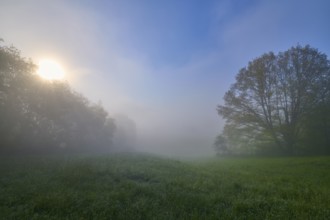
[217,45,330,155]
[0,154,329,219]
[0,42,116,154]
[214,134,230,156]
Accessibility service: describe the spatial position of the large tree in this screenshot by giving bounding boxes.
[217,45,330,155]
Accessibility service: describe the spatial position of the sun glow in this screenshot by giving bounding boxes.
[37,59,65,80]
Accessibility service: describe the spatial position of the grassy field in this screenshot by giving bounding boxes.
[0,154,329,219]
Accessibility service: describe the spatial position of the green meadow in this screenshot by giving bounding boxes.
[1,154,329,219]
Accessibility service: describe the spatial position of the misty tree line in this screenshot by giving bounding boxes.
[216,45,330,156]
[0,41,121,154]
[2,40,329,156]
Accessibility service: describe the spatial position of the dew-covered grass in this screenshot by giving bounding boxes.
[0,153,329,219]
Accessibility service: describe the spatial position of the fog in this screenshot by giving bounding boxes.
[1,0,330,156]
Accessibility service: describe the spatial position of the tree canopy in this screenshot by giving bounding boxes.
[217,45,330,156]
[0,41,116,155]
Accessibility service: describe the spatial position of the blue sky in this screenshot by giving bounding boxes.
[1,0,330,156]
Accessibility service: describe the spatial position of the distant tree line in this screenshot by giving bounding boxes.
[0,40,117,155]
[216,45,330,156]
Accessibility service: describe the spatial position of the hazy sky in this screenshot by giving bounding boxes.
[1,0,330,156]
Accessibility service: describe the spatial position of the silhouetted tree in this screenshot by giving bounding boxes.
[0,42,37,152]
[214,134,230,156]
[217,45,330,155]
[0,40,116,155]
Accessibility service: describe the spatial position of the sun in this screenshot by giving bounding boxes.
[37,59,65,80]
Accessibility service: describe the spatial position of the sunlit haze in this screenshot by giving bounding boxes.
[37,59,65,80]
[1,0,329,156]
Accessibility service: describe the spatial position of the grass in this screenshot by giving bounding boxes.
[0,153,330,219]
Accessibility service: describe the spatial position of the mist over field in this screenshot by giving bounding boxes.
[1,0,330,157]
[1,2,330,219]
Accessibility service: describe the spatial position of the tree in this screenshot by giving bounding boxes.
[0,40,117,155]
[214,134,229,156]
[217,45,330,155]
[0,42,38,152]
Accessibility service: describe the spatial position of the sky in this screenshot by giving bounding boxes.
[1,0,330,156]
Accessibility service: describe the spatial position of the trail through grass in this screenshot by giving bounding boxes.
[0,154,329,219]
